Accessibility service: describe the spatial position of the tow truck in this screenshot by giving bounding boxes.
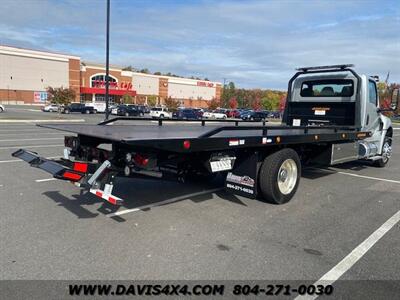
[12,65,399,205]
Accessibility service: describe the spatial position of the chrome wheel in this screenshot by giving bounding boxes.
[382,141,392,163]
[277,159,298,195]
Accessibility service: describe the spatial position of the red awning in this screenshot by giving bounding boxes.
[80,87,136,96]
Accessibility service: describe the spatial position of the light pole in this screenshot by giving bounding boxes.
[104,0,110,120]
[222,78,228,106]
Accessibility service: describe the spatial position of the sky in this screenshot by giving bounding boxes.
[1,0,399,89]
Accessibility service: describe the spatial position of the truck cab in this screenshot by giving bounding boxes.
[283,64,396,167]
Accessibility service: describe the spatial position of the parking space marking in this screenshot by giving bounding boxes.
[295,210,400,300]
[0,119,85,123]
[35,178,57,182]
[0,144,64,150]
[313,168,400,184]
[0,138,63,142]
[0,156,60,164]
[106,187,224,217]
[0,132,61,136]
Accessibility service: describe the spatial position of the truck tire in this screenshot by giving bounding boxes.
[259,148,301,204]
[85,109,90,114]
[373,136,392,168]
[64,109,70,114]
[125,112,129,117]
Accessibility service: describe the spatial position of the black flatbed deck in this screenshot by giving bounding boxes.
[39,118,371,152]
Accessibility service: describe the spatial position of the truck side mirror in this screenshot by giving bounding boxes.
[391,88,399,111]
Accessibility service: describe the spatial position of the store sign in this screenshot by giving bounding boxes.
[197,81,214,87]
[92,80,133,90]
[34,91,48,102]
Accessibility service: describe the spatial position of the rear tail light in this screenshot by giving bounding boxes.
[133,153,149,166]
[183,140,191,149]
[73,162,88,173]
[62,171,82,181]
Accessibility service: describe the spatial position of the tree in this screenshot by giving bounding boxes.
[121,93,133,104]
[251,96,262,111]
[221,81,236,107]
[207,97,220,110]
[164,96,179,111]
[140,68,149,74]
[122,65,135,71]
[147,95,157,107]
[279,95,286,113]
[153,72,162,75]
[46,86,76,105]
[228,97,238,109]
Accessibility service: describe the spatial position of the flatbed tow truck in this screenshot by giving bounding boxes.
[12,65,399,204]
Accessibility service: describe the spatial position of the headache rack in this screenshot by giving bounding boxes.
[295,64,355,72]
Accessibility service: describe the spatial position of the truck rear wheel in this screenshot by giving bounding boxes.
[259,148,301,204]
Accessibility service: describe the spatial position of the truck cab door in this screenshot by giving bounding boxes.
[364,80,380,134]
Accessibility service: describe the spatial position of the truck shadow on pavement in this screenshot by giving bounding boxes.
[41,177,247,222]
[302,161,371,179]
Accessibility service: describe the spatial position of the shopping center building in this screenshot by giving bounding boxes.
[0,45,222,107]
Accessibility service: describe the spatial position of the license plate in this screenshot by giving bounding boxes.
[210,160,232,172]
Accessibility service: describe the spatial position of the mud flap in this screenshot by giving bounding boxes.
[225,151,262,199]
[11,149,84,182]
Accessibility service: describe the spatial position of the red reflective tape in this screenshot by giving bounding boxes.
[95,191,103,197]
[73,162,88,173]
[63,171,82,181]
[108,196,117,205]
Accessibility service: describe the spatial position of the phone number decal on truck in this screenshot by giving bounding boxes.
[226,183,254,195]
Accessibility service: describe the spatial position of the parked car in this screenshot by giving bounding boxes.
[143,105,151,114]
[86,102,106,113]
[192,108,204,119]
[0,104,4,113]
[132,105,146,116]
[173,109,200,120]
[239,110,253,119]
[391,115,400,121]
[227,109,241,118]
[268,111,281,118]
[60,103,95,114]
[241,111,267,121]
[42,103,59,112]
[149,107,172,118]
[114,104,141,117]
[203,109,227,119]
[109,104,119,115]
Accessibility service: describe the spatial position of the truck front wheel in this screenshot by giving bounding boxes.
[259,148,301,204]
[373,136,392,167]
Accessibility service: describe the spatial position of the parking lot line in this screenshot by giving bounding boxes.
[0,132,61,136]
[0,119,85,123]
[35,178,57,182]
[106,187,224,217]
[295,210,400,300]
[0,144,64,150]
[0,137,63,142]
[313,168,400,184]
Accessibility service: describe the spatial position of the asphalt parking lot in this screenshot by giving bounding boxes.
[1,107,399,293]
